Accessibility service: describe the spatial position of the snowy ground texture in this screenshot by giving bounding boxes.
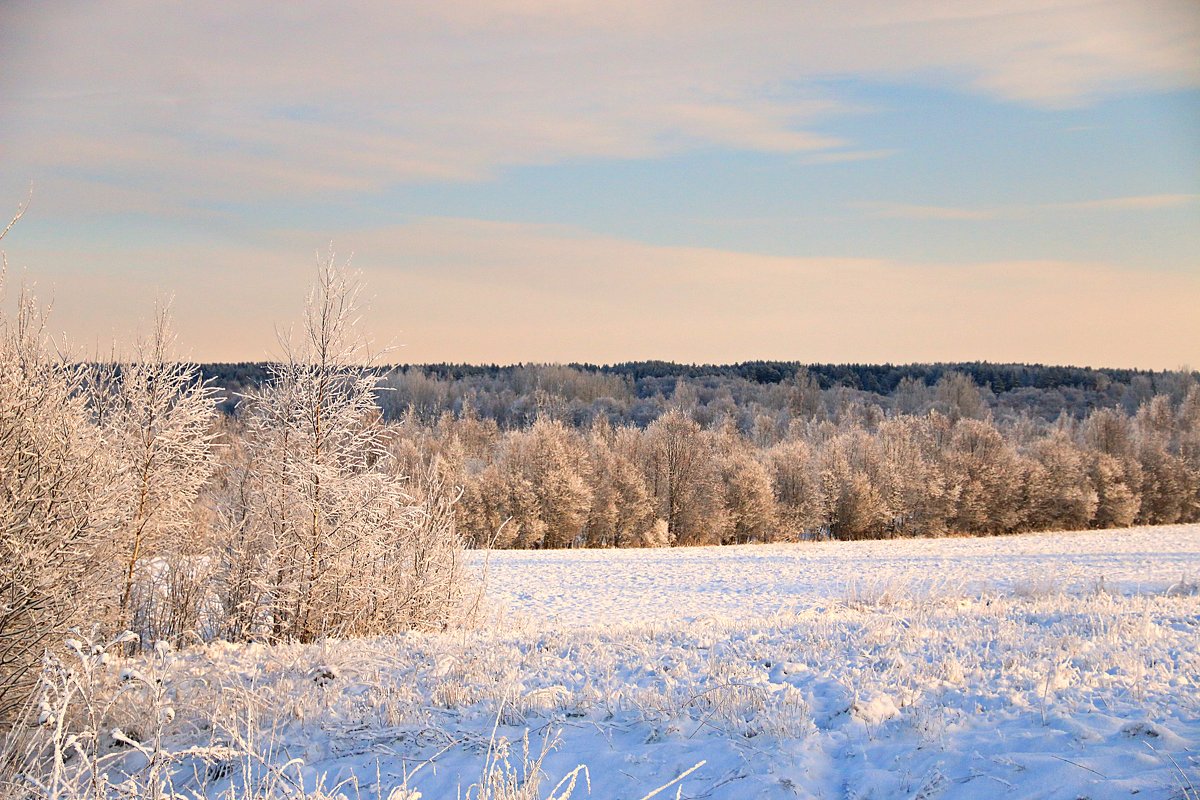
[87,525,1200,799]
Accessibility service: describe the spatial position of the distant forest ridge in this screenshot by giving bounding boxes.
[201,360,1185,394]
[193,359,1198,429]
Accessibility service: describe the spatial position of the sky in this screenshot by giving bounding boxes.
[0,1,1198,369]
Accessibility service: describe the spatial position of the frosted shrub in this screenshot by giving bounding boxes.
[90,305,220,646]
[219,253,466,641]
[0,223,121,724]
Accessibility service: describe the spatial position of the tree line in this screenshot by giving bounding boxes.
[379,368,1200,548]
[202,359,1193,428]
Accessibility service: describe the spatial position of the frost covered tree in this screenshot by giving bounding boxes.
[1132,395,1194,524]
[1086,452,1140,529]
[582,418,661,547]
[713,423,778,544]
[873,415,956,537]
[227,253,463,640]
[1022,434,1097,531]
[505,418,592,548]
[1134,440,1189,524]
[0,213,122,723]
[934,371,988,423]
[892,376,932,416]
[765,438,823,539]
[92,305,219,643]
[459,461,543,548]
[942,418,1023,534]
[818,430,888,540]
[644,409,723,545]
[787,368,824,421]
[1080,407,1143,527]
[1083,408,1137,461]
[206,417,271,641]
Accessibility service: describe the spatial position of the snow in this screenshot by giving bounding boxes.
[484,524,1200,627]
[92,525,1200,798]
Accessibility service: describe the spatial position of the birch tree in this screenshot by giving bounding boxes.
[232,252,463,640]
[96,305,219,643]
[644,409,723,545]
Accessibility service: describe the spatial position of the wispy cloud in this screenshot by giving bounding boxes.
[802,149,900,165]
[1050,194,1199,211]
[2,1,1196,211]
[859,194,1199,221]
[858,202,1000,220]
[661,103,845,152]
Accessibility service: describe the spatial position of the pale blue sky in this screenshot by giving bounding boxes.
[1,2,1197,367]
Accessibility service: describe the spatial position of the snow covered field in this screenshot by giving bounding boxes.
[486,524,1200,628]
[37,525,1200,799]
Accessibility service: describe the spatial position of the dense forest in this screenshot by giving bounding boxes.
[207,359,1200,548]
[204,359,1190,424]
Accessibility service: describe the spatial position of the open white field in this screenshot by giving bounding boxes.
[40,525,1200,799]
[484,524,1200,628]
